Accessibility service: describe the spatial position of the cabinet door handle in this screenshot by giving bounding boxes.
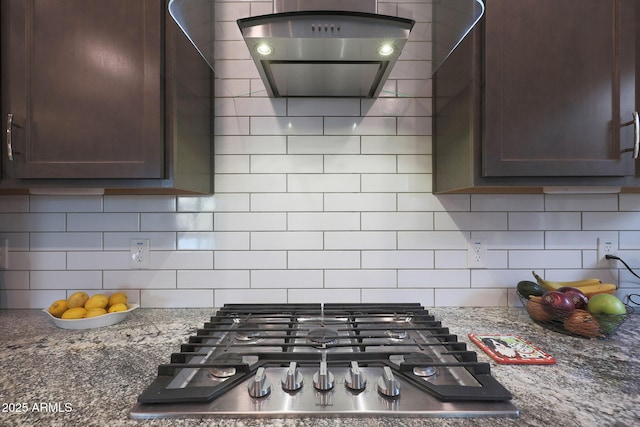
[633,111,640,160]
[621,112,640,159]
[6,113,14,162]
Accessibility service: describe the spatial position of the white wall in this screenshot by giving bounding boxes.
[1,1,639,308]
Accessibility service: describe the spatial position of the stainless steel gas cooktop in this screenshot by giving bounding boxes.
[130,303,519,419]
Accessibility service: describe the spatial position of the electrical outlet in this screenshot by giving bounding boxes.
[597,237,617,266]
[130,239,150,269]
[0,239,8,269]
[467,239,487,269]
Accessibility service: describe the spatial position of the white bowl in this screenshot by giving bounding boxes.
[42,304,139,330]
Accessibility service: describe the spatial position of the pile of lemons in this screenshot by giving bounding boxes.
[48,292,128,319]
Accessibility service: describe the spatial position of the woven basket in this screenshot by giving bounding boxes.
[517,291,633,339]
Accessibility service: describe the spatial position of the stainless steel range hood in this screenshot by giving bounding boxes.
[168,0,485,98]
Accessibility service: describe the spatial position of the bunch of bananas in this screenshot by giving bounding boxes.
[531,271,616,298]
[48,292,128,319]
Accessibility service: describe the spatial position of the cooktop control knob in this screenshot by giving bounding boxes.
[281,361,303,392]
[345,361,367,392]
[313,361,334,391]
[377,366,400,398]
[248,367,271,398]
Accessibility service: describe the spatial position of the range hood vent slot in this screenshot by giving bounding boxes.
[168,0,485,98]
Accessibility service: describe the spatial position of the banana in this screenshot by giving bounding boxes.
[531,271,602,291]
[572,283,617,299]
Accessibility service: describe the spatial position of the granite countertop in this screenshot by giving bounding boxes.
[0,307,638,427]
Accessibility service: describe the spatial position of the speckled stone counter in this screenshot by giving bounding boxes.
[1,307,638,427]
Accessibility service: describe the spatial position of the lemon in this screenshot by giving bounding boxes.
[108,292,128,307]
[67,291,89,308]
[108,303,128,313]
[61,307,88,319]
[86,307,107,318]
[85,294,108,309]
[48,299,69,318]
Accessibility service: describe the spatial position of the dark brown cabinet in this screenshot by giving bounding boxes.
[433,0,638,193]
[1,0,212,193]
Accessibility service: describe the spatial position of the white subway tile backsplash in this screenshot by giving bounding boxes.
[251,117,323,135]
[10,252,67,270]
[324,117,397,136]
[67,252,129,270]
[0,270,29,289]
[361,135,431,154]
[398,231,468,250]
[141,213,213,232]
[0,195,29,212]
[104,195,176,212]
[472,231,544,249]
[324,193,396,212]
[215,136,287,155]
[287,99,361,117]
[251,232,323,250]
[30,232,102,251]
[251,269,323,288]
[215,213,286,231]
[30,195,102,212]
[105,232,177,250]
[287,213,360,231]
[5,2,640,309]
[142,289,214,308]
[151,251,214,270]
[287,289,361,304]
[471,194,544,212]
[583,212,640,230]
[508,250,582,269]
[324,231,396,250]
[435,289,509,307]
[325,269,397,288]
[361,289,435,306]
[362,98,431,117]
[361,250,433,269]
[287,136,360,154]
[546,193,619,211]
[398,193,469,212]
[398,269,470,287]
[214,289,287,306]
[215,250,287,269]
[362,174,431,192]
[0,213,66,232]
[397,155,431,173]
[104,270,177,289]
[215,174,287,193]
[545,231,616,249]
[1,289,66,309]
[434,212,507,231]
[620,194,640,211]
[68,213,139,232]
[288,251,361,269]
[178,231,249,250]
[215,155,250,173]
[362,212,433,230]
[251,155,323,173]
[324,155,396,173]
[251,193,323,212]
[508,212,581,230]
[288,174,360,193]
[30,271,103,289]
[178,270,250,289]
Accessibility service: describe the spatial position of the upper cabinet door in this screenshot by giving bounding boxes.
[482,0,637,177]
[3,0,163,179]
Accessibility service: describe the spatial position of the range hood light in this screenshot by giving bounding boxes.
[378,43,395,57]
[255,43,274,56]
